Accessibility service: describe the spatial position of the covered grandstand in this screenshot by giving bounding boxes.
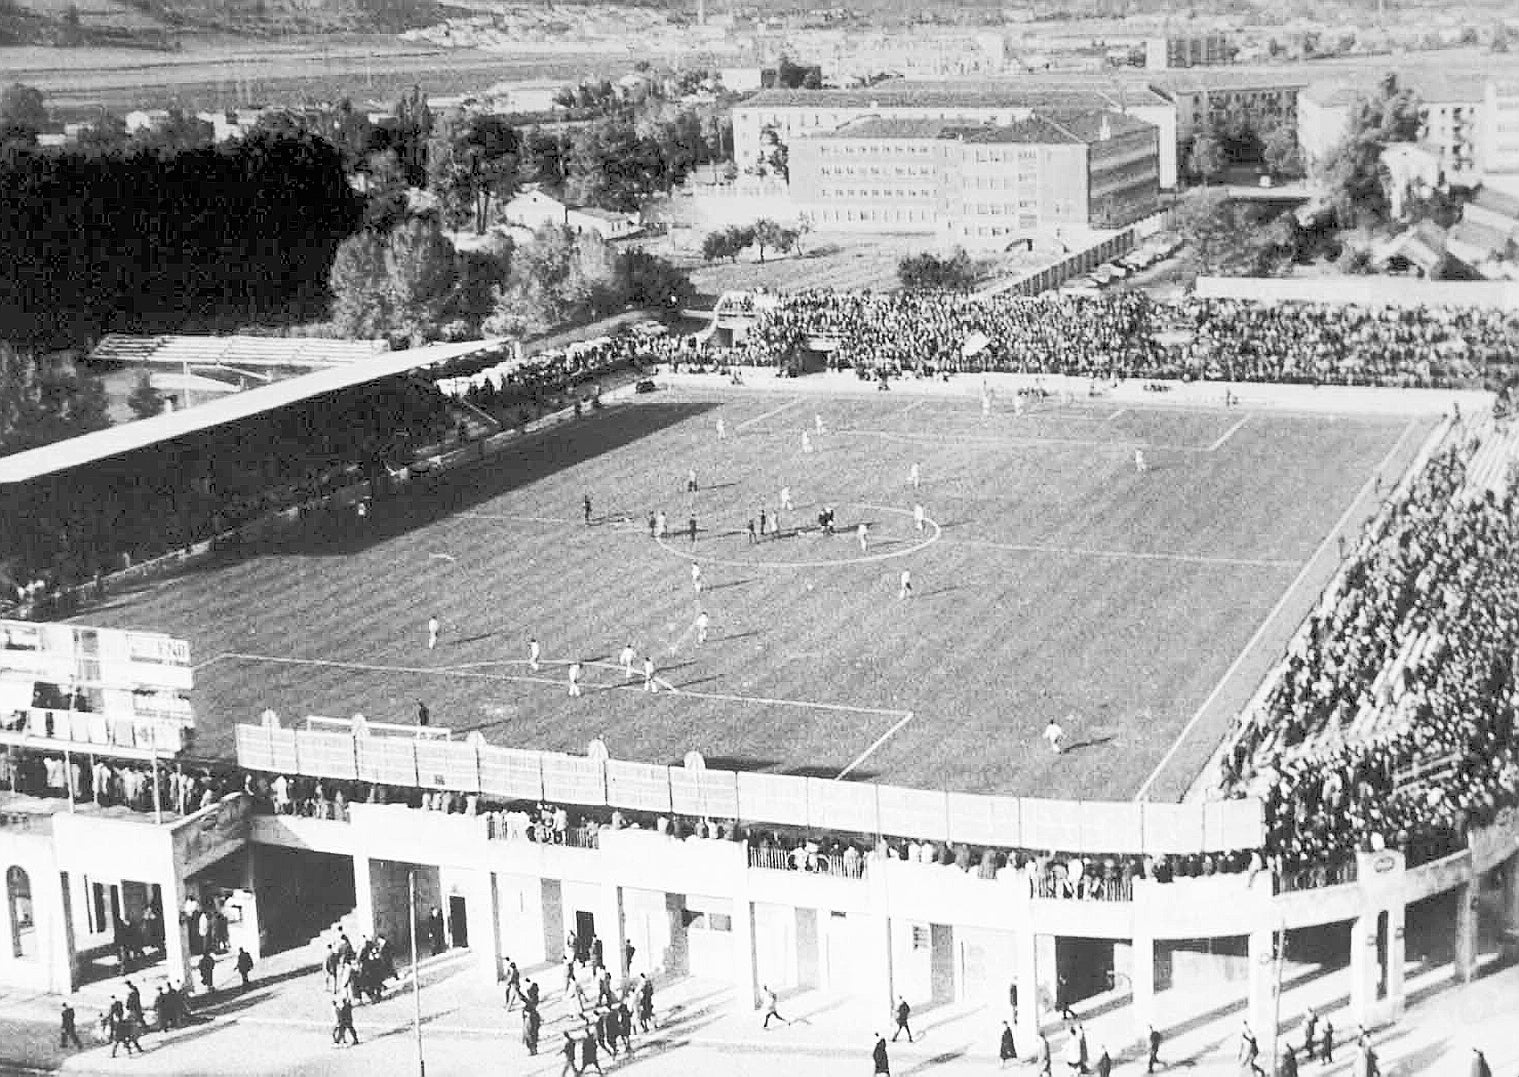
[0,339,502,598]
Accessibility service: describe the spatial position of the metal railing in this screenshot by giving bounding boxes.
[1032,873,1134,902]
[1275,858,1358,893]
[747,844,867,880]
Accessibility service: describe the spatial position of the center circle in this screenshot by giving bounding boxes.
[654,502,942,570]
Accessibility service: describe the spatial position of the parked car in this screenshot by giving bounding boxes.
[635,379,658,394]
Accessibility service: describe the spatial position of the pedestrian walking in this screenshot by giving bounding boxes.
[619,644,636,680]
[874,1033,891,1075]
[428,907,445,955]
[892,996,913,1042]
[523,1005,541,1055]
[197,951,215,994]
[1303,1009,1318,1061]
[696,610,710,644]
[235,946,254,988]
[1321,1020,1334,1064]
[1147,1024,1162,1073]
[504,958,523,1009]
[747,518,757,543]
[623,940,635,976]
[568,661,582,697]
[580,1025,606,1075]
[528,637,541,672]
[332,995,359,1046]
[762,985,789,1029]
[59,1001,82,1049]
[643,656,657,693]
[416,700,430,727]
[999,1021,1017,1067]
[560,1032,580,1076]
[1281,1044,1299,1077]
[1096,1046,1113,1077]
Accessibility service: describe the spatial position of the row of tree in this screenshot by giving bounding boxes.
[0,342,109,458]
[700,219,807,264]
[328,216,693,347]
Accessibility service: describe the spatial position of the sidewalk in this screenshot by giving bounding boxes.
[1,942,1512,1075]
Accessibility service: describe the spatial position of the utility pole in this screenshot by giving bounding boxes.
[409,870,426,1076]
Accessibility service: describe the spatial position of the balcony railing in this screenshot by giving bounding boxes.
[1276,858,1358,893]
[748,844,867,880]
[1033,874,1134,902]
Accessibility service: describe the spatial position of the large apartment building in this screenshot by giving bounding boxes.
[734,83,1180,190]
[787,110,1161,244]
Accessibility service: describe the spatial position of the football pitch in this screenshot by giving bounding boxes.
[77,389,1431,801]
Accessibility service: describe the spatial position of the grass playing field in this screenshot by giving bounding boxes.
[74,388,1430,800]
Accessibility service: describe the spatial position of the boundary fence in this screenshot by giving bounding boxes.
[235,723,1263,856]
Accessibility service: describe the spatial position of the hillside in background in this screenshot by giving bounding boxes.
[0,0,453,45]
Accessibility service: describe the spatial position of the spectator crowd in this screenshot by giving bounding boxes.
[1218,426,1519,870]
[689,291,1519,390]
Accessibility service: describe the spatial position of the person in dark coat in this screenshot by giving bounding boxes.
[1321,1021,1335,1064]
[1280,1043,1299,1077]
[873,1033,891,1075]
[235,947,254,988]
[332,995,359,1045]
[197,951,216,993]
[1000,1020,1018,1066]
[560,1031,579,1076]
[891,997,913,1042]
[522,1005,541,1056]
[1302,1009,1318,1061]
[1147,1024,1163,1073]
[1096,1046,1113,1077]
[427,908,445,955]
[59,1002,82,1049]
[579,1023,605,1075]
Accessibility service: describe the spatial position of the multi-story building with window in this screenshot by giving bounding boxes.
[733,83,1179,190]
[1144,69,1307,150]
[786,110,1160,245]
[1144,33,1233,71]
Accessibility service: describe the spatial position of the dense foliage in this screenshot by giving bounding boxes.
[0,130,362,348]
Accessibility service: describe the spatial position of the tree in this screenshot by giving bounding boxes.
[359,149,410,234]
[1173,189,1293,277]
[517,125,565,187]
[328,231,393,338]
[617,248,692,309]
[126,370,165,420]
[897,249,977,291]
[131,109,213,155]
[752,218,789,263]
[1187,131,1224,185]
[385,216,459,346]
[0,83,47,146]
[74,112,130,155]
[0,342,109,455]
[429,111,520,235]
[391,84,434,187]
[793,213,813,255]
[1262,124,1303,180]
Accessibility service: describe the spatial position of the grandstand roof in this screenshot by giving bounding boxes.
[89,334,389,369]
[0,339,504,487]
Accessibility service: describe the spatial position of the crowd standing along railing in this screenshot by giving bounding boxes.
[234,724,1264,857]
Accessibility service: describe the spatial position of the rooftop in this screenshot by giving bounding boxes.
[1473,185,1519,223]
[803,110,1154,146]
[740,81,1171,112]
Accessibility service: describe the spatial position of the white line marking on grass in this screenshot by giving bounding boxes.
[835,710,917,780]
[1206,417,1250,452]
[950,538,1298,569]
[193,652,231,673]
[1106,408,1128,422]
[1131,417,1419,802]
[460,512,576,525]
[900,400,925,416]
[736,398,804,431]
[671,685,910,720]
[840,429,1213,452]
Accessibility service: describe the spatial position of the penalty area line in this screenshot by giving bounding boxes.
[835,710,917,780]
[735,398,804,431]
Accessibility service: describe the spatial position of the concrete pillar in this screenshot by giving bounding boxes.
[1246,929,1277,1051]
[1131,934,1157,1044]
[1453,879,1479,984]
[476,872,504,986]
[161,869,195,991]
[597,882,626,986]
[53,871,81,994]
[867,913,895,1015]
[732,898,759,1011]
[1503,854,1519,947]
[1348,913,1379,1028]
[1013,929,1044,1042]
[352,856,376,942]
[1384,902,1406,1021]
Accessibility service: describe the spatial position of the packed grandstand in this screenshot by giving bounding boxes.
[5,288,1519,909]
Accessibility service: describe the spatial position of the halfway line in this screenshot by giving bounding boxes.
[1206,417,1250,452]
[736,399,804,431]
[836,711,917,780]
